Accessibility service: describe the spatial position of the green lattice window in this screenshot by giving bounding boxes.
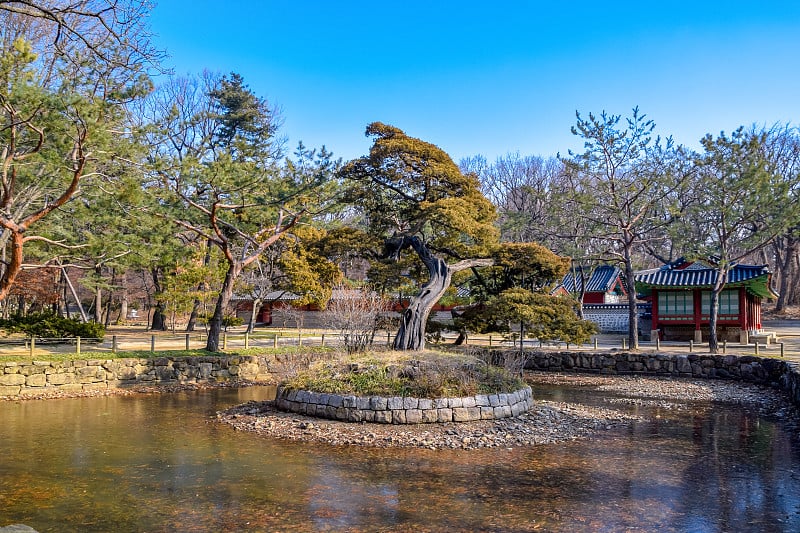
[658,291,693,316]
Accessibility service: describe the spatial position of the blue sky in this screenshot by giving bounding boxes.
[148,1,800,163]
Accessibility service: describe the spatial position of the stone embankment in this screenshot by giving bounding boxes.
[274,386,533,424]
[514,349,800,405]
[0,354,312,398]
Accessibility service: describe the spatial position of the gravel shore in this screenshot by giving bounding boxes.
[218,372,798,450]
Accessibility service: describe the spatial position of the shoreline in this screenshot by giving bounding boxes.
[218,372,798,450]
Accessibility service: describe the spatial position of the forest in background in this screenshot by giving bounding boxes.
[2,2,798,353]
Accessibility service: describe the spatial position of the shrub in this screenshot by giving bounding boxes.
[0,312,106,340]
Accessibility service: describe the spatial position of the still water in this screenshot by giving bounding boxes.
[1,382,800,532]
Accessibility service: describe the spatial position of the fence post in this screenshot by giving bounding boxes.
[223,333,227,350]
[273,334,278,349]
[754,341,759,355]
[594,337,598,351]
[321,333,325,347]
[76,336,81,355]
[185,333,190,351]
[298,333,302,347]
[622,338,627,350]
[30,336,34,357]
[244,332,249,350]
[150,335,155,353]
[464,334,468,346]
[387,331,391,346]
[722,339,727,354]
[689,339,693,353]
[656,337,660,351]
[781,342,785,358]
[112,335,118,354]
[489,335,492,347]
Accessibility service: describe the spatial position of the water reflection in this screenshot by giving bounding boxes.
[1,383,799,532]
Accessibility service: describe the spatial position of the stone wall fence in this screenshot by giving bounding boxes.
[3,348,800,414]
[0,353,319,397]
[274,386,533,424]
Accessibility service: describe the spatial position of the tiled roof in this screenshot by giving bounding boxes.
[635,262,770,287]
[559,265,622,293]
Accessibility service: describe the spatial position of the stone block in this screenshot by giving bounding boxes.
[436,408,453,422]
[25,374,46,387]
[198,363,213,379]
[0,374,25,386]
[417,398,433,410]
[452,407,470,422]
[392,410,406,424]
[356,396,371,410]
[422,409,438,423]
[387,397,403,410]
[363,410,375,423]
[373,410,392,424]
[494,405,512,418]
[489,394,500,407]
[327,395,343,408]
[405,409,423,424]
[448,397,463,408]
[402,397,418,409]
[480,406,494,419]
[46,373,70,386]
[347,409,364,422]
[433,398,448,409]
[369,396,387,410]
[475,394,489,407]
[0,385,21,396]
[462,396,477,408]
[342,395,357,408]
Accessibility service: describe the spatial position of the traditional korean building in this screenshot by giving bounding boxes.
[635,258,777,342]
[553,265,627,304]
[553,265,634,333]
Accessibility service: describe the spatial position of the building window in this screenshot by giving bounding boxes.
[658,291,693,316]
[701,290,739,316]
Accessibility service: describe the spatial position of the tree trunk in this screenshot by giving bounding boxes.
[150,268,167,331]
[187,242,212,332]
[206,263,240,352]
[708,267,727,354]
[394,244,451,351]
[622,244,639,350]
[118,288,128,324]
[392,236,493,351]
[776,236,799,312]
[247,298,263,333]
[103,268,116,327]
[94,266,103,324]
[61,265,88,323]
[186,299,201,332]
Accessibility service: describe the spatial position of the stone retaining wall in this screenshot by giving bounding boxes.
[5,349,800,414]
[516,349,800,405]
[274,386,533,424]
[0,353,315,397]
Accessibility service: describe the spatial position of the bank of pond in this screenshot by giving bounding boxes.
[2,349,800,531]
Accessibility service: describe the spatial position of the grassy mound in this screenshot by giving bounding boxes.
[283,349,526,398]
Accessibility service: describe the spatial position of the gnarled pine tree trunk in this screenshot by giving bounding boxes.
[392,236,493,351]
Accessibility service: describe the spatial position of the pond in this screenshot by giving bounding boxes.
[1,381,800,532]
